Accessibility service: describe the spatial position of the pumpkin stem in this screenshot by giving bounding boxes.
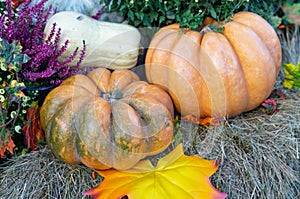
[199,24,224,34]
[198,16,225,34]
[101,92,123,104]
[199,26,213,34]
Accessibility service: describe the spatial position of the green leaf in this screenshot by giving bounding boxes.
[166,11,175,19]
[209,7,217,19]
[159,16,166,25]
[283,62,300,89]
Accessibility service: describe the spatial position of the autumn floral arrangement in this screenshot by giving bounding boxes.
[0,0,86,158]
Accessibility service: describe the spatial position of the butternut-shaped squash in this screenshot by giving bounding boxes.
[44,11,141,69]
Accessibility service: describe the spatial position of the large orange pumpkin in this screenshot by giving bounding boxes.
[145,12,282,119]
[40,68,174,170]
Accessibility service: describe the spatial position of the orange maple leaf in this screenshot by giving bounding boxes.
[181,115,221,127]
[22,105,45,150]
[0,136,15,158]
[85,144,227,199]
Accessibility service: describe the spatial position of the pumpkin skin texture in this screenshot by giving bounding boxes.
[40,68,174,170]
[44,11,141,69]
[145,11,282,119]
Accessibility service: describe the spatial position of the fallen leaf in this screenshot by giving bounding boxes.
[261,98,277,115]
[11,0,25,8]
[0,136,15,158]
[181,115,221,127]
[274,89,286,101]
[22,105,45,150]
[85,144,227,199]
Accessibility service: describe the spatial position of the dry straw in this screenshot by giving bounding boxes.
[0,147,102,199]
[181,93,300,198]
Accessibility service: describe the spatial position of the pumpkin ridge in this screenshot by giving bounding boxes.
[40,85,92,128]
[230,18,278,71]
[125,93,173,155]
[111,100,150,159]
[111,100,143,140]
[122,81,149,97]
[168,31,211,117]
[223,21,276,111]
[61,74,101,96]
[200,33,228,117]
[48,99,81,164]
[76,98,114,169]
[87,68,111,93]
[108,70,139,93]
[231,12,282,73]
[200,31,249,117]
[146,27,182,83]
[123,81,174,116]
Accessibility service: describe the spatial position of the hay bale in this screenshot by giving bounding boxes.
[0,89,299,199]
[0,147,102,199]
[180,92,300,198]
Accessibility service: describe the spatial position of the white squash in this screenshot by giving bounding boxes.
[44,11,141,69]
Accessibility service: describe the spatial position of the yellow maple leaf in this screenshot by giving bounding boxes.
[85,144,227,199]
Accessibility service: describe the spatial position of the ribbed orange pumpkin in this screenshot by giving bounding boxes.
[145,12,282,119]
[40,68,174,170]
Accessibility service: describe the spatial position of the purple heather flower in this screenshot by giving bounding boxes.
[0,0,86,86]
[91,6,105,20]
